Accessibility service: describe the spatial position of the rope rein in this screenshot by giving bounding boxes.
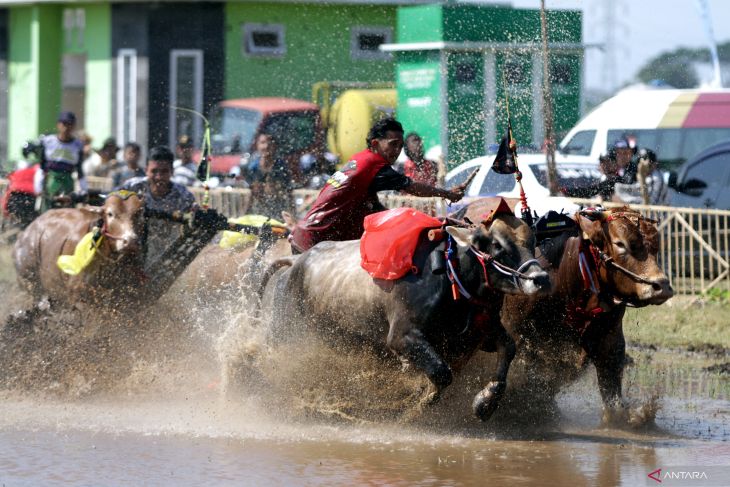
[445,235,539,303]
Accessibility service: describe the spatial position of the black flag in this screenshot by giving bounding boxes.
[491,121,518,175]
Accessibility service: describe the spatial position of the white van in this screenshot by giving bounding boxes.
[520,86,730,171]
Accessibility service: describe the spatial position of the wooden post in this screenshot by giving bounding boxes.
[540,0,559,196]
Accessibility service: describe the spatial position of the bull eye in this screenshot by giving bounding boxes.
[107,211,114,218]
[614,241,626,252]
[493,241,503,252]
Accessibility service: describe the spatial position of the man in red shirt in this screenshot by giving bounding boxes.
[403,132,439,186]
[290,118,465,253]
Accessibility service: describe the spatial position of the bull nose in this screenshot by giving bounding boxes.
[532,271,551,292]
[651,277,674,300]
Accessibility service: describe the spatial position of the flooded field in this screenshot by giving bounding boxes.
[0,245,728,486]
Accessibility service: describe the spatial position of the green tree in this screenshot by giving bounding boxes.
[636,40,730,88]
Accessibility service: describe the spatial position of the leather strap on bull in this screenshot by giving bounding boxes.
[565,236,605,335]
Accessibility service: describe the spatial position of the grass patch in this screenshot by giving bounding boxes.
[623,296,730,350]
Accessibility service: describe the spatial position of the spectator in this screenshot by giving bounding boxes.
[172,135,199,186]
[613,137,638,184]
[614,148,667,205]
[36,111,86,212]
[585,150,622,202]
[242,133,293,219]
[425,145,447,186]
[83,137,122,178]
[403,132,439,186]
[112,142,145,187]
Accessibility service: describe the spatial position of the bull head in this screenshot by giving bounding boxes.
[577,208,673,306]
[90,192,145,256]
[445,212,550,296]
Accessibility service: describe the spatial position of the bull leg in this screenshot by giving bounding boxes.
[473,323,516,422]
[387,327,452,406]
[582,317,628,426]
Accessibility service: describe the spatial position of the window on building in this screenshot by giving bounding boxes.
[550,62,572,85]
[242,23,285,57]
[351,27,392,60]
[504,61,527,85]
[63,8,85,49]
[116,49,138,145]
[455,62,477,84]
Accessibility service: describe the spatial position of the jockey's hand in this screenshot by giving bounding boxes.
[191,208,229,231]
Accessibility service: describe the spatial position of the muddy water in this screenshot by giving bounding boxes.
[0,248,728,485]
[0,372,727,487]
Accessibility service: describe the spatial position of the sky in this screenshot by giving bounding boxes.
[511,0,730,92]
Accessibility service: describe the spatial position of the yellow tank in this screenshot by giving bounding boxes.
[327,89,396,164]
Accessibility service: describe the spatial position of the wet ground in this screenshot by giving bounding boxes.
[0,246,728,486]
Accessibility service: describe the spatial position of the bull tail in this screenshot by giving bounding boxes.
[255,256,297,304]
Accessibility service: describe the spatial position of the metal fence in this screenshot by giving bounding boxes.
[3,176,728,295]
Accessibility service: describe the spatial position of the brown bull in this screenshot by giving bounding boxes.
[13,192,145,308]
[502,206,673,425]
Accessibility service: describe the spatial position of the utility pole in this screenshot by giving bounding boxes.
[540,0,558,195]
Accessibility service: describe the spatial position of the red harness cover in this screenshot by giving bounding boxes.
[360,207,442,280]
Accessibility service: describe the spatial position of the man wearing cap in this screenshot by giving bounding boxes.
[36,111,87,212]
[172,135,199,187]
[613,137,639,184]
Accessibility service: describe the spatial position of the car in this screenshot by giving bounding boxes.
[668,139,730,210]
[445,155,602,216]
[538,86,730,172]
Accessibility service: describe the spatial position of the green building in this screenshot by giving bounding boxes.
[0,1,402,163]
[385,3,583,167]
[0,1,583,168]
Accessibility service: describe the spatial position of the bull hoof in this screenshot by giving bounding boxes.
[473,381,506,422]
[601,404,629,427]
[419,383,442,408]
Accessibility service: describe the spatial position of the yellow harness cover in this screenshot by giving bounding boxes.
[57,231,104,275]
[219,215,286,251]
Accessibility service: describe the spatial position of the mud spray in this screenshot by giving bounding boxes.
[0,242,659,437]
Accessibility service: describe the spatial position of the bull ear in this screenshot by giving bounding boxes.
[445,226,472,248]
[577,214,605,247]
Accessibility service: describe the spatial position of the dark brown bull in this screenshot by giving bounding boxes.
[501,206,673,424]
[258,207,551,421]
[13,192,145,308]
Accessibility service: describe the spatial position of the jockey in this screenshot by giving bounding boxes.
[290,118,465,253]
[119,145,196,264]
[36,111,87,212]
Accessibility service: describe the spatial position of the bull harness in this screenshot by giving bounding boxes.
[565,208,660,335]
